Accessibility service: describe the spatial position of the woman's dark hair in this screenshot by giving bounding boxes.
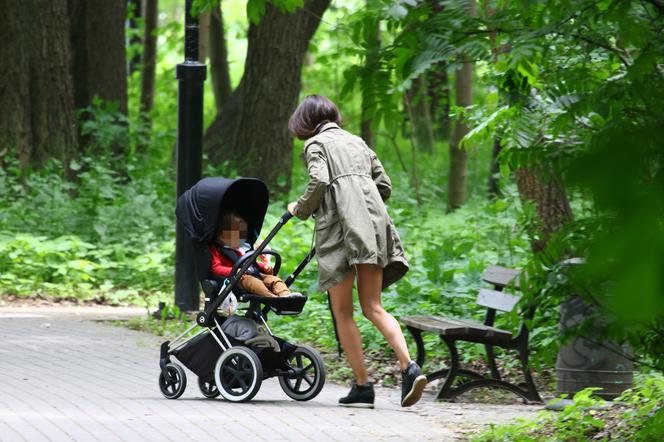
[288,94,342,140]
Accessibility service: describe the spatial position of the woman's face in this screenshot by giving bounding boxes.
[217,216,248,248]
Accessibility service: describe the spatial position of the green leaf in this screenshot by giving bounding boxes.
[247,0,267,25]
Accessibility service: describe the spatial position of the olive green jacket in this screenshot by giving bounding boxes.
[293,123,409,292]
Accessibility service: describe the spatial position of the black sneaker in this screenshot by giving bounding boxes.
[339,382,375,408]
[401,361,427,407]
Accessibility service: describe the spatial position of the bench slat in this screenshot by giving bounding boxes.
[402,315,513,341]
[481,265,520,289]
[476,288,521,312]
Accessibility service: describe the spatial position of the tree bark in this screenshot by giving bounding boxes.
[428,66,451,139]
[203,0,331,194]
[485,0,506,200]
[198,11,210,63]
[487,137,502,198]
[127,0,142,74]
[68,0,128,115]
[427,0,450,140]
[140,0,158,116]
[515,166,574,252]
[68,0,128,168]
[405,76,435,152]
[361,3,380,148]
[446,0,476,212]
[0,0,78,171]
[209,2,232,113]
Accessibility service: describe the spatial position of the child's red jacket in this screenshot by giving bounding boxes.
[208,244,271,278]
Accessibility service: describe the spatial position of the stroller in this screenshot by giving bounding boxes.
[158,177,325,402]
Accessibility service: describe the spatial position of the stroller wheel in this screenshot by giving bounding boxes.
[214,346,263,402]
[279,345,326,401]
[198,376,220,399]
[158,363,187,399]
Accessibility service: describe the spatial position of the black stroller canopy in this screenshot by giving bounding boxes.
[176,177,269,244]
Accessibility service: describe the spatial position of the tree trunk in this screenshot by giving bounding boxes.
[209,2,232,113]
[203,0,331,194]
[140,0,158,116]
[127,0,142,75]
[485,0,506,200]
[446,0,476,212]
[198,11,210,63]
[428,66,451,139]
[136,0,158,155]
[361,3,380,148]
[405,76,435,152]
[515,166,574,252]
[427,0,450,140]
[487,137,502,198]
[0,0,78,171]
[447,57,474,212]
[447,64,472,212]
[68,0,128,165]
[68,0,128,115]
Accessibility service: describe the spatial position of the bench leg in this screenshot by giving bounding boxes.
[485,344,502,380]
[436,336,460,401]
[428,368,485,383]
[518,345,541,402]
[406,326,426,368]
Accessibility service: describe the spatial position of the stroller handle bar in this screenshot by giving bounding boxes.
[196,210,294,327]
[229,249,282,279]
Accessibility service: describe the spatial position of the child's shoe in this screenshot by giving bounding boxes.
[401,361,427,407]
[339,382,375,408]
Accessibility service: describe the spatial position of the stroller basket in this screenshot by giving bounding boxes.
[172,330,298,380]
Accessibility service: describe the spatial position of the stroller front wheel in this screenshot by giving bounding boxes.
[198,376,220,399]
[214,346,263,402]
[158,363,187,399]
[279,345,326,401]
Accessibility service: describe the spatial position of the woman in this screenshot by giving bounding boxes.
[287,94,427,408]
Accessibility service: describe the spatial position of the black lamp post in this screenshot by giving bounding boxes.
[174,0,206,312]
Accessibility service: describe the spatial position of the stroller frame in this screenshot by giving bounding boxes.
[158,178,323,402]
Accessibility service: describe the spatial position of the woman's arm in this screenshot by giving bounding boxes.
[292,142,329,220]
[369,149,392,202]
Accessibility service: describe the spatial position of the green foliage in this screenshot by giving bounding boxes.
[118,304,194,337]
[77,97,150,157]
[350,0,664,370]
[473,374,664,441]
[191,0,305,24]
[0,151,174,305]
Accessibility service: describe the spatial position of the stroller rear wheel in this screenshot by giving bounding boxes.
[214,346,263,402]
[158,363,187,399]
[198,376,220,399]
[279,345,326,401]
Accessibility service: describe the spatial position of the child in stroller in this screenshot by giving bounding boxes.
[158,177,325,402]
[210,210,303,298]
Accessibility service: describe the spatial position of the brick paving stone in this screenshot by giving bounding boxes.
[0,308,460,442]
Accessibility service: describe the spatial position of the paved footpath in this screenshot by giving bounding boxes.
[0,307,539,441]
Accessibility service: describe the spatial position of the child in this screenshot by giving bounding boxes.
[209,211,302,298]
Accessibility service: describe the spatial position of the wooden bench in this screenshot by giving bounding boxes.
[401,265,542,403]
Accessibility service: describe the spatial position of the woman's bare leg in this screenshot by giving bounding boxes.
[328,269,369,385]
[356,264,411,371]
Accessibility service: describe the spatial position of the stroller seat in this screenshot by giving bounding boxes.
[202,276,308,315]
